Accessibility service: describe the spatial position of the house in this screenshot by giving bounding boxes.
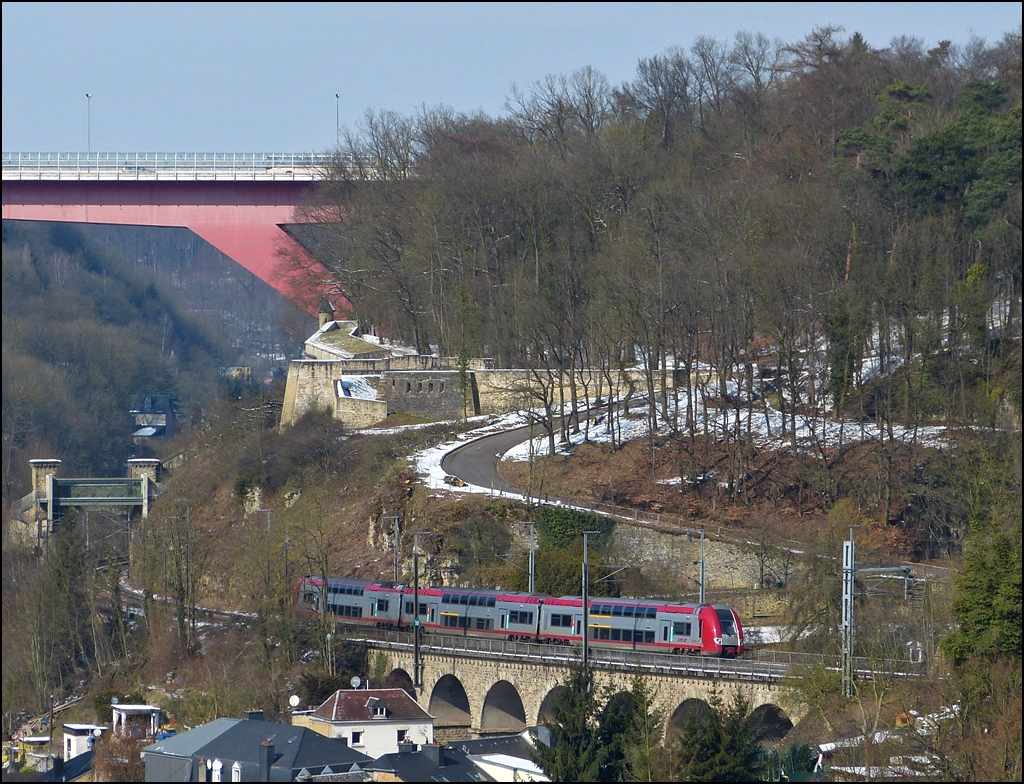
[455,731,549,782]
[141,712,373,782]
[111,704,163,739]
[130,394,176,443]
[292,689,434,759]
[360,742,490,783]
[61,724,106,761]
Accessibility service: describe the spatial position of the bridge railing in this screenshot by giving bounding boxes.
[346,627,925,683]
[2,152,351,181]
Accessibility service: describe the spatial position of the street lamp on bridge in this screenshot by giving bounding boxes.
[85,94,92,155]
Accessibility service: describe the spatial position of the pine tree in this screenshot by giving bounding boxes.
[532,663,602,782]
[675,686,763,782]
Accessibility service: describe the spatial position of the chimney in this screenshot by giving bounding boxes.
[397,742,416,755]
[51,756,65,779]
[198,758,207,782]
[258,740,274,783]
[245,710,264,721]
[420,743,442,768]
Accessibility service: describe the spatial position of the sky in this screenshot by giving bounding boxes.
[2,2,1020,153]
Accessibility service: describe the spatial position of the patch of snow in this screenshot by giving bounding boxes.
[337,375,378,400]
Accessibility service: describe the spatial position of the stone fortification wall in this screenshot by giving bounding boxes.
[380,371,474,420]
[474,368,654,414]
[330,355,491,374]
[282,355,665,428]
[608,524,761,592]
[281,361,348,426]
[335,397,389,429]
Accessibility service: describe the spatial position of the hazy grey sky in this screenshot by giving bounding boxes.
[2,2,1020,153]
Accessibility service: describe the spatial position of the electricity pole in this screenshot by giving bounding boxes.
[842,530,855,698]
[581,530,600,669]
[517,522,536,593]
[383,516,400,583]
[412,531,436,690]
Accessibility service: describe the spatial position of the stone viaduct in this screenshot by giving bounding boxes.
[365,638,798,742]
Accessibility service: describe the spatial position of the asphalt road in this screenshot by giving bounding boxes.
[440,424,532,493]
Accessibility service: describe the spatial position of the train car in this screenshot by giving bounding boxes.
[398,586,547,641]
[296,576,743,657]
[294,576,404,629]
[538,597,744,657]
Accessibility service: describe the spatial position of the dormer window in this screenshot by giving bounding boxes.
[365,697,387,718]
[374,705,387,717]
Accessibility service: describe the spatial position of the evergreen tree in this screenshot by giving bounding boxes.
[675,686,763,782]
[533,663,602,782]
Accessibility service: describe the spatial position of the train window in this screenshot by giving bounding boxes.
[716,609,736,635]
[643,631,655,643]
[487,597,496,607]
[469,596,478,606]
[612,606,623,617]
[623,607,634,617]
[377,600,389,613]
[442,614,462,628]
[459,595,468,605]
[550,613,572,628]
[673,622,693,638]
[623,630,634,642]
[646,607,657,618]
[611,629,621,641]
[509,610,534,625]
[405,601,414,615]
[475,618,492,630]
[442,594,451,604]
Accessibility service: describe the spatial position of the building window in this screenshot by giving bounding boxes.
[351,731,363,746]
[429,382,434,392]
[397,729,408,743]
[440,382,445,393]
[417,382,423,392]
[232,760,242,782]
[406,382,411,392]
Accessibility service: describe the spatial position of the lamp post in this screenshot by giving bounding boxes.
[516,522,536,593]
[259,508,273,601]
[85,94,92,155]
[335,93,340,145]
[383,516,400,583]
[581,530,601,669]
[699,527,706,605]
[412,531,437,689]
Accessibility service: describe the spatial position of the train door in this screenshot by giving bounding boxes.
[661,621,672,647]
[574,614,583,639]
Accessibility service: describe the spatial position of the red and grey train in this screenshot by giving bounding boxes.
[294,577,745,657]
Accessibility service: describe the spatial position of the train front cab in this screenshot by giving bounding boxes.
[698,604,744,657]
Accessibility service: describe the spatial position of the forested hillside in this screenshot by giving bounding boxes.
[1,221,235,497]
[292,26,1021,559]
[301,27,1020,427]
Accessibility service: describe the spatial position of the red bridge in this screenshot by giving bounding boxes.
[2,153,336,308]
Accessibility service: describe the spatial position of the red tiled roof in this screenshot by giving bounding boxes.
[313,689,433,723]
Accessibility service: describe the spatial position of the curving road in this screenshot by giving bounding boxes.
[441,424,531,493]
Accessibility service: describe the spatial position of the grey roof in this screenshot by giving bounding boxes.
[197,720,372,774]
[362,746,492,782]
[453,732,536,760]
[142,717,240,758]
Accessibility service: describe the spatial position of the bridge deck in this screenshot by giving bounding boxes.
[2,152,344,182]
